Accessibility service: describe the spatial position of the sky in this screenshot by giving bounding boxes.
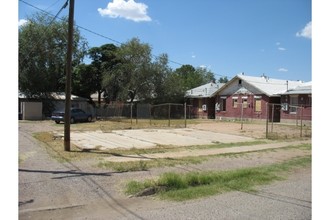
[18,0,312,82]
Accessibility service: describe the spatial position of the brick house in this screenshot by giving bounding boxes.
[185,82,225,119]
[212,73,311,122]
[279,83,312,123]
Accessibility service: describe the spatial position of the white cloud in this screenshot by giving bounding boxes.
[18,19,28,27]
[296,21,311,39]
[276,42,281,46]
[278,47,286,51]
[278,68,288,72]
[98,0,151,22]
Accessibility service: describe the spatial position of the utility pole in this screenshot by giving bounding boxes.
[64,0,75,151]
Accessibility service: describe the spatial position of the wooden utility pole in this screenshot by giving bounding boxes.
[64,0,75,151]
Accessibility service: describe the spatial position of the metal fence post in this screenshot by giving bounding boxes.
[266,103,269,139]
[184,102,187,128]
[168,103,171,127]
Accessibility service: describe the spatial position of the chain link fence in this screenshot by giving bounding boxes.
[95,102,191,128]
[265,103,311,139]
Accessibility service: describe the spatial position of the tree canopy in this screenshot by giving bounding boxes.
[19,13,88,98]
[102,38,154,103]
[19,13,219,105]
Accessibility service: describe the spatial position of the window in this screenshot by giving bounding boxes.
[232,97,238,108]
[242,97,248,108]
[254,98,261,112]
[289,95,298,113]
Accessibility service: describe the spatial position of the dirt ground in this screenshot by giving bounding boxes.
[188,120,311,139]
[19,120,312,219]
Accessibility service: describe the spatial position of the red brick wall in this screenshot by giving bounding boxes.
[187,98,211,119]
[280,94,312,121]
[215,94,272,120]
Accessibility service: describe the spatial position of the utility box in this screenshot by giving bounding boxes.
[21,102,43,120]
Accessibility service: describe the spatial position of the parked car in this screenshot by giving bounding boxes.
[51,108,93,124]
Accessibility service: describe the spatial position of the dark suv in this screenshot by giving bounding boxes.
[51,108,93,124]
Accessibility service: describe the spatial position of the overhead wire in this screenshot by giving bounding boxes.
[19,0,232,80]
[19,0,69,66]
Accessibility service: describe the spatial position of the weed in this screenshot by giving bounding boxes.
[125,156,311,201]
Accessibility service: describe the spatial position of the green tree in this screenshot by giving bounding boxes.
[72,64,98,103]
[85,44,118,105]
[103,38,153,103]
[218,76,229,83]
[19,12,88,98]
[149,53,177,103]
[174,65,215,90]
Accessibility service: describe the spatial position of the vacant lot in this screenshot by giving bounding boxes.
[19,120,311,219]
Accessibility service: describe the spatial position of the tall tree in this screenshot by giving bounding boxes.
[72,64,98,102]
[103,38,153,103]
[19,12,88,98]
[174,65,215,90]
[85,44,118,105]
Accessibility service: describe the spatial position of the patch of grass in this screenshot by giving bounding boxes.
[98,160,149,172]
[98,156,204,172]
[33,132,106,163]
[125,156,311,201]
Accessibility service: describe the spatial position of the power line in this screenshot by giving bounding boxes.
[19,0,69,66]
[20,0,185,67]
[19,0,234,79]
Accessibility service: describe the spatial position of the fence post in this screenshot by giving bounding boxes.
[266,103,269,138]
[168,103,171,127]
[300,105,303,137]
[135,103,138,124]
[271,103,274,132]
[184,102,187,128]
[130,102,133,125]
[240,102,244,130]
[149,104,152,126]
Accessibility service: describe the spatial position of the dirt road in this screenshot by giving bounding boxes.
[18,120,311,219]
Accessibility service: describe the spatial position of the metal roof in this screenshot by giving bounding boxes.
[18,92,88,101]
[236,74,307,96]
[222,74,311,97]
[185,82,225,98]
[280,84,312,95]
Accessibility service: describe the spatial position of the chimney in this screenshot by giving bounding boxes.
[286,80,288,91]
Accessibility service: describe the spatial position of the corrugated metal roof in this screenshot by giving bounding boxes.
[18,92,88,101]
[236,74,310,96]
[281,84,312,95]
[185,82,225,98]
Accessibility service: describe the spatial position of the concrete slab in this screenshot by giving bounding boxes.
[70,131,155,150]
[67,128,255,150]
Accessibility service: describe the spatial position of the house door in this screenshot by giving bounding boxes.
[208,99,215,119]
[268,104,281,122]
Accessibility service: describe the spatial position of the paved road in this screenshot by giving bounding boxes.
[18,121,311,219]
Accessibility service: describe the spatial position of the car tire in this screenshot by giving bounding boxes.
[87,116,92,122]
[70,117,75,124]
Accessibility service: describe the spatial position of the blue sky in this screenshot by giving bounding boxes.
[18,0,311,82]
